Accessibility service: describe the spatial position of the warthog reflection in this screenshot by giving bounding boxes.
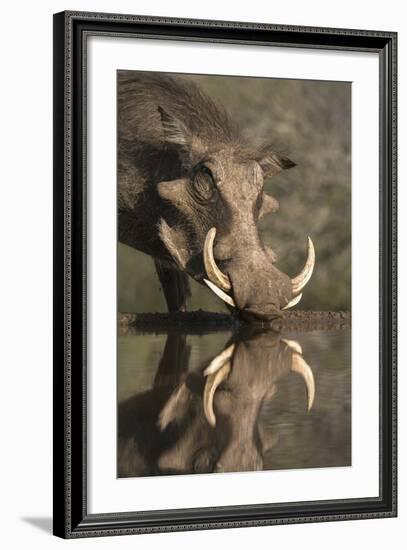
[118,329,314,477]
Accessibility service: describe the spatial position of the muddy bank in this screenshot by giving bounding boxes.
[270,310,350,331]
[119,310,350,334]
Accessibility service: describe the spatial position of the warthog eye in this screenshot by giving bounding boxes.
[192,165,217,203]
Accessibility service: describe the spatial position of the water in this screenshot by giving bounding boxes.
[117,327,351,477]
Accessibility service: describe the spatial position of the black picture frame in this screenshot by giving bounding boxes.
[53,10,397,538]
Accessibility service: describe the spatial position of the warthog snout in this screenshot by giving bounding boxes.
[203,228,315,321]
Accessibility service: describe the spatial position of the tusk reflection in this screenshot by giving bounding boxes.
[203,361,231,427]
[291,352,315,411]
[204,343,235,376]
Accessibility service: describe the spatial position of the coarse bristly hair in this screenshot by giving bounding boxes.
[118,71,241,148]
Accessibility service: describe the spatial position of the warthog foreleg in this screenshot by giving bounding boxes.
[154,260,191,312]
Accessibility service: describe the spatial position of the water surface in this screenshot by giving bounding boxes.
[117,327,351,477]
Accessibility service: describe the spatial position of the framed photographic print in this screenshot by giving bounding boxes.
[53,11,397,538]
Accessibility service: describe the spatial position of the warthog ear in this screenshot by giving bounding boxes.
[158,106,205,164]
[158,106,191,149]
[257,147,296,177]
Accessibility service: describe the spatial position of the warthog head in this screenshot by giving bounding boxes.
[156,97,315,321]
[118,73,315,320]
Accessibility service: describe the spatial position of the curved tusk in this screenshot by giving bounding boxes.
[282,293,303,310]
[203,361,231,427]
[204,278,236,308]
[291,353,315,411]
[291,237,315,296]
[203,228,232,291]
[204,344,235,376]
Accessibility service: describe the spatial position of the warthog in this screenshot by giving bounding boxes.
[117,330,314,476]
[118,72,315,321]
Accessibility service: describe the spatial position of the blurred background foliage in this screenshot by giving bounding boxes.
[118,74,351,313]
